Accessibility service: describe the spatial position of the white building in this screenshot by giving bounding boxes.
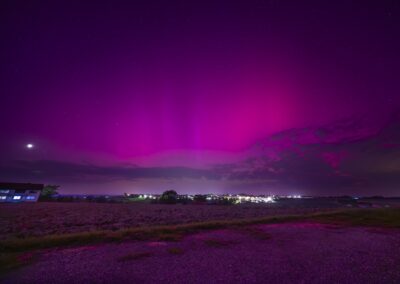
[0,183,44,202]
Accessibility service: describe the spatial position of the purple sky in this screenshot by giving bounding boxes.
[1,1,400,195]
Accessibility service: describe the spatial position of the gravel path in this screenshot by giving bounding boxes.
[3,223,400,284]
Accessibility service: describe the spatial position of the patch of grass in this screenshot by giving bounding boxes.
[203,239,237,248]
[0,252,36,276]
[0,214,306,254]
[239,227,272,240]
[117,252,154,262]
[1,208,399,254]
[167,247,184,255]
[0,231,109,253]
[156,233,183,242]
[309,208,400,228]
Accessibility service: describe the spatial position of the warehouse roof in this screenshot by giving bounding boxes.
[0,183,44,191]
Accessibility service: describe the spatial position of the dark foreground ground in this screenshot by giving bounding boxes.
[0,200,346,239]
[2,222,400,284]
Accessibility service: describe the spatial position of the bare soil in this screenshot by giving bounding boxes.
[0,202,341,239]
[3,222,400,284]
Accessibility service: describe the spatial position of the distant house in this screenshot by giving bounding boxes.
[0,183,44,203]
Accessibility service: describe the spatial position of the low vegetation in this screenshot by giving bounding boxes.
[117,252,154,262]
[203,239,237,248]
[310,207,400,227]
[1,208,399,256]
[0,208,399,276]
[238,227,272,240]
[0,252,36,275]
[167,247,184,255]
[1,202,340,239]
[155,232,183,242]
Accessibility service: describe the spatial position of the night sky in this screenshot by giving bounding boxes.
[1,1,400,195]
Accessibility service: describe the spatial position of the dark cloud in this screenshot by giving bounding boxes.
[0,160,219,183]
[219,112,400,195]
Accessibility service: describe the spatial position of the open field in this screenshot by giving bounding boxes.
[1,202,400,283]
[2,216,400,283]
[0,199,347,240]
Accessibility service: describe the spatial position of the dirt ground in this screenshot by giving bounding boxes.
[3,222,400,284]
[0,202,341,239]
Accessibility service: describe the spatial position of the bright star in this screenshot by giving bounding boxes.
[26,144,34,149]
